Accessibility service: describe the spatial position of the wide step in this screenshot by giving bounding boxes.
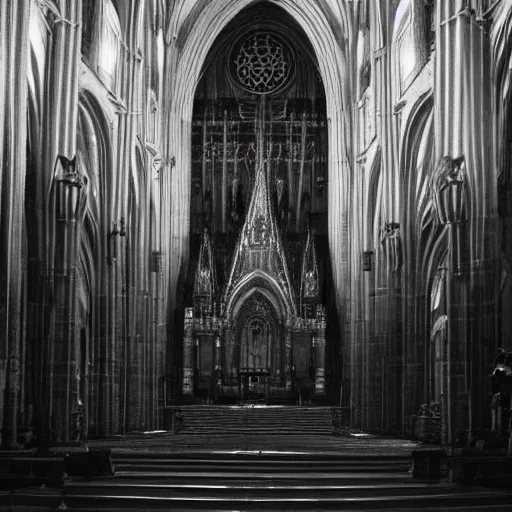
[4,441,512,511]
[175,406,337,435]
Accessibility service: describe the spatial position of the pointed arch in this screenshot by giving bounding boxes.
[78,89,115,230]
[226,270,294,322]
[164,0,356,324]
[400,92,434,269]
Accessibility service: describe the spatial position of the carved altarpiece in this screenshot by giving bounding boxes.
[182,30,327,402]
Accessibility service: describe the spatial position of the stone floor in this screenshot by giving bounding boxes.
[3,434,512,511]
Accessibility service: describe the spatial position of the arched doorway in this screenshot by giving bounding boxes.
[234,291,281,400]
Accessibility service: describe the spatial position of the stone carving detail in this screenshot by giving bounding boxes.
[55,155,83,189]
[251,215,269,245]
[232,32,294,95]
[301,230,320,302]
[381,222,402,272]
[224,159,296,317]
[431,155,466,225]
[194,228,215,298]
[196,268,210,294]
[304,271,317,297]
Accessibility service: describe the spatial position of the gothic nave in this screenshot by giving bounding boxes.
[1,0,512,469]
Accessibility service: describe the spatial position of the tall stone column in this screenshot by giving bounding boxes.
[182,313,194,395]
[214,335,222,401]
[434,2,498,440]
[315,308,326,395]
[432,156,466,447]
[223,322,235,383]
[51,158,86,442]
[24,0,82,443]
[0,0,31,448]
[114,7,145,436]
[214,335,222,373]
[383,223,403,434]
[284,323,292,391]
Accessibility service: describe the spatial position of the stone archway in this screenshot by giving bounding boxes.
[235,293,281,372]
[233,291,282,400]
[164,0,353,329]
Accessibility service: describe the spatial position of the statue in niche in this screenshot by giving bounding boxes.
[250,320,265,369]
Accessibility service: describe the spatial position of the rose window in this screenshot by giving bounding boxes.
[231,32,294,95]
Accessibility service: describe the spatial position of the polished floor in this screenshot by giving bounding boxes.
[86,432,419,455]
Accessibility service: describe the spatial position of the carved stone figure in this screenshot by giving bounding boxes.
[304,270,317,297]
[431,155,466,225]
[252,215,269,245]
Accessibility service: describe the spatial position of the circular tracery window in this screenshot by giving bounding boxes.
[230,32,295,95]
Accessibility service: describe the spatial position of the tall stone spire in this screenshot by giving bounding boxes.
[300,229,320,314]
[194,228,216,311]
[223,159,296,317]
[301,229,319,295]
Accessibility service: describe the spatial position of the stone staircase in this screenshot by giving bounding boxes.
[4,450,512,511]
[176,405,335,434]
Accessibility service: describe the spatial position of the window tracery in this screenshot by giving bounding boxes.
[230,32,295,95]
[97,0,122,93]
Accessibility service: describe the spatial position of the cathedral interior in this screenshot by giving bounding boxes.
[2,0,512,482]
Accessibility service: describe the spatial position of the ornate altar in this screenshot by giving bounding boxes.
[182,177,327,403]
[182,27,329,404]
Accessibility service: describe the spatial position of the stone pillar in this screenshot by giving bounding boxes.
[113,5,146,436]
[215,335,222,373]
[0,0,31,448]
[315,308,326,395]
[182,313,194,395]
[25,0,82,443]
[284,323,292,391]
[224,322,236,384]
[435,0,498,442]
[214,335,222,400]
[51,158,86,443]
[383,224,403,434]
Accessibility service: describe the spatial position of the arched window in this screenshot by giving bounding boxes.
[393,0,428,97]
[97,0,122,93]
